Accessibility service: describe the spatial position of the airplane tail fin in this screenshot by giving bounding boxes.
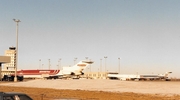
[70,60,94,75]
[59,60,94,76]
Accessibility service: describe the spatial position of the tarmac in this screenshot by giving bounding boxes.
[0,79,180,96]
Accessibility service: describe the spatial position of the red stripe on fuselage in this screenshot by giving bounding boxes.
[17,70,60,75]
[77,64,86,67]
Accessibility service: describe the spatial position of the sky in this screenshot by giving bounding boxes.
[0,0,180,78]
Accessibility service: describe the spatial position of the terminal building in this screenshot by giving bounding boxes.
[1,47,16,76]
[84,72,108,79]
[0,56,11,80]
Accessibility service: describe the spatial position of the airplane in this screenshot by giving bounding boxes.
[16,60,94,79]
[107,72,172,81]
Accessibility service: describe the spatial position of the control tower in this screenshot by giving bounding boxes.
[4,47,16,70]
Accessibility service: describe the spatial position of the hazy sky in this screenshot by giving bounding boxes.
[0,0,180,78]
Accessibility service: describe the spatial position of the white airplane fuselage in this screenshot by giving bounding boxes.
[16,60,94,79]
[108,72,172,81]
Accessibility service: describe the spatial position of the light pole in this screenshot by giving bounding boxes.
[74,58,77,64]
[39,59,41,69]
[89,59,91,72]
[85,57,88,72]
[118,58,120,74]
[98,68,99,79]
[13,19,20,82]
[42,64,44,69]
[58,58,61,69]
[104,56,107,72]
[48,59,50,69]
[100,59,102,72]
[85,57,88,60]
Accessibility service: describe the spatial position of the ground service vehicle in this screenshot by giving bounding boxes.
[0,92,33,100]
[2,75,23,81]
